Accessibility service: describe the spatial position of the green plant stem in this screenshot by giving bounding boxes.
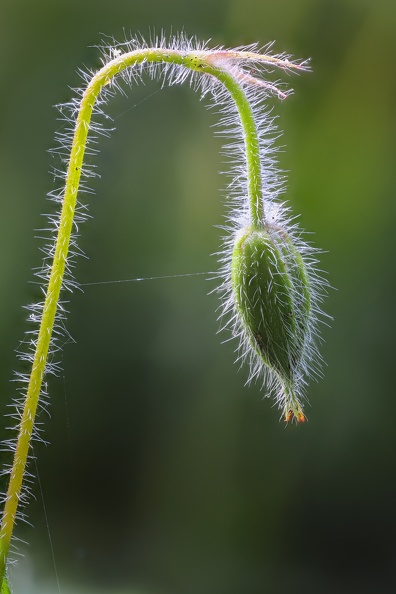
[0,47,262,584]
[214,70,264,226]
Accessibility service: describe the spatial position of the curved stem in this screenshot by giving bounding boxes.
[0,46,264,583]
[214,70,264,226]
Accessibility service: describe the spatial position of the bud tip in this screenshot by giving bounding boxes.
[285,409,306,424]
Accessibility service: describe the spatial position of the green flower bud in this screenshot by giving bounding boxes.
[231,224,313,422]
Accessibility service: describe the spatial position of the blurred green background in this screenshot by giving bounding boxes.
[1,0,396,592]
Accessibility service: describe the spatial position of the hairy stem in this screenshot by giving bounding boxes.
[0,46,264,583]
[215,71,263,226]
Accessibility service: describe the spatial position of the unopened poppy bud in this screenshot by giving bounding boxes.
[231,224,312,422]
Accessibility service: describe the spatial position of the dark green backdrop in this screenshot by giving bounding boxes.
[1,1,396,592]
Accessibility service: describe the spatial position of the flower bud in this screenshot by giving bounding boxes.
[231,224,312,422]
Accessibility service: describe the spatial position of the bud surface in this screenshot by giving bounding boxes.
[231,224,312,421]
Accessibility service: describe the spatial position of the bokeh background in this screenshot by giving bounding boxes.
[1,0,396,592]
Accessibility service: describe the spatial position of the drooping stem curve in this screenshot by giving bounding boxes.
[213,69,264,226]
[0,45,265,584]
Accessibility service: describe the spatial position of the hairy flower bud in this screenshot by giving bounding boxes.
[231,224,313,422]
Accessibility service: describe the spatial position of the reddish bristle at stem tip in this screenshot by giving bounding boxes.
[285,411,293,423]
[285,411,306,423]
